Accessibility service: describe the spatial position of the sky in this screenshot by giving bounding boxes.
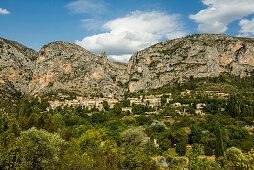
[1,0,254,62]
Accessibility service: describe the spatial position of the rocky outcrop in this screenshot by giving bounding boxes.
[128,34,254,92]
[0,38,38,98]
[28,42,128,98]
[1,34,254,98]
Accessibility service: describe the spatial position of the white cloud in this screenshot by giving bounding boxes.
[108,54,132,63]
[65,0,108,14]
[238,18,254,37]
[189,0,254,33]
[0,8,10,15]
[76,11,186,63]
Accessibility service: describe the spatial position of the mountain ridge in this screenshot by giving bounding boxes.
[0,34,253,98]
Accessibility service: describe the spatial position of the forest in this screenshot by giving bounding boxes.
[0,76,254,169]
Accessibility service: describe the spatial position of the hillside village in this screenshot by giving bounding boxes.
[47,90,229,116]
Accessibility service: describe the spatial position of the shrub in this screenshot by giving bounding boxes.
[176,143,186,156]
[204,145,214,156]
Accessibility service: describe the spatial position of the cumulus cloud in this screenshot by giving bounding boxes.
[189,0,254,33]
[65,0,108,14]
[238,18,254,37]
[0,8,10,15]
[76,11,186,63]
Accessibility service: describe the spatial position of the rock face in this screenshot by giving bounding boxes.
[0,38,38,97]
[128,34,254,92]
[28,42,128,98]
[1,34,254,98]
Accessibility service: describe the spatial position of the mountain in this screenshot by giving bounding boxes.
[0,34,254,98]
[128,34,254,92]
[0,37,38,98]
[28,41,128,98]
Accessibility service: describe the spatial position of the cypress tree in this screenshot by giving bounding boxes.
[215,124,224,159]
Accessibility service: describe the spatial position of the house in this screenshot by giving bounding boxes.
[107,99,118,108]
[82,98,104,110]
[122,107,132,113]
[180,90,191,97]
[195,109,205,115]
[196,103,207,109]
[182,104,190,107]
[154,139,159,147]
[164,93,172,97]
[220,108,225,111]
[144,98,161,107]
[172,102,181,107]
[128,98,146,106]
[166,98,173,103]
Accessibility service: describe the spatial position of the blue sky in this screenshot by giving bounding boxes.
[1,0,254,62]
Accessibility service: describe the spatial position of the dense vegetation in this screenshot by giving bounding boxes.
[0,75,253,169]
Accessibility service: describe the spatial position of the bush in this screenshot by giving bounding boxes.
[151,121,166,133]
[164,154,187,169]
[204,145,214,156]
[176,143,186,156]
[11,127,66,169]
[160,138,171,151]
[120,126,147,143]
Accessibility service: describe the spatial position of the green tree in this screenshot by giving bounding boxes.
[164,154,187,169]
[113,103,122,115]
[12,127,66,169]
[188,144,202,170]
[176,142,186,156]
[61,128,122,170]
[237,149,254,169]
[120,126,147,144]
[204,145,213,156]
[215,124,224,159]
[224,147,243,168]
[102,100,110,111]
[189,125,202,144]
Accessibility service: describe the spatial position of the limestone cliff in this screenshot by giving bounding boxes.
[1,34,254,98]
[0,38,38,98]
[128,34,254,92]
[28,41,128,98]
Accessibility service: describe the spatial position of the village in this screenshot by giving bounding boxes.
[47,90,229,116]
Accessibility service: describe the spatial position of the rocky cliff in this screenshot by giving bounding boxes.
[0,38,38,98]
[128,34,254,92]
[28,41,128,98]
[1,34,254,98]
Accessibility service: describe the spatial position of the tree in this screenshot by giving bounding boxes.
[135,115,152,126]
[122,99,130,107]
[102,101,110,111]
[204,145,213,156]
[113,103,122,115]
[15,127,66,169]
[189,125,202,144]
[237,149,254,169]
[215,124,224,159]
[121,144,159,170]
[224,147,243,168]
[161,96,167,106]
[120,126,147,144]
[176,143,186,156]
[61,128,122,170]
[91,112,105,123]
[164,154,187,169]
[160,138,171,151]
[188,144,201,169]
[151,121,166,133]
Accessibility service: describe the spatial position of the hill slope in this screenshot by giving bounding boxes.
[128,34,254,92]
[28,42,128,98]
[0,34,254,97]
[0,38,38,98]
